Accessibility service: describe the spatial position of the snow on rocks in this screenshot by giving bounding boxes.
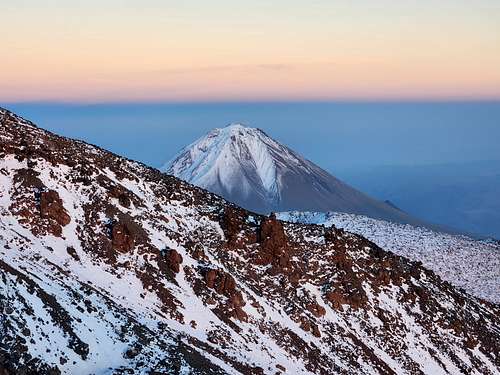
[1,107,500,374]
[278,211,500,303]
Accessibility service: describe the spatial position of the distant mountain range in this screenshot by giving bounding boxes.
[163,124,434,229]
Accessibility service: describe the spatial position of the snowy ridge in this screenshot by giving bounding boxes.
[277,211,500,303]
[163,123,435,229]
[1,108,500,374]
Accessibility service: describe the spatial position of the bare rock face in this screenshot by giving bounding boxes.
[326,247,368,310]
[109,213,148,253]
[324,225,343,243]
[13,168,44,189]
[66,246,80,261]
[220,207,242,247]
[306,303,326,318]
[221,207,243,248]
[204,269,236,295]
[108,185,132,208]
[220,206,257,248]
[325,290,345,311]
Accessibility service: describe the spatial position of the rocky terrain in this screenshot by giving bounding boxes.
[278,211,500,304]
[1,108,499,374]
[163,124,431,228]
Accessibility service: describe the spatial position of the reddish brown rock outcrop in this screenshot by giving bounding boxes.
[306,303,326,318]
[108,185,131,208]
[299,317,322,338]
[257,214,290,267]
[14,168,44,189]
[40,190,71,226]
[38,190,71,236]
[256,214,308,286]
[111,222,134,252]
[205,269,236,295]
[204,268,247,322]
[325,290,346,311]
[160,248,183,274]
[221,207,243,248]
[220,207,257,248]
[326,278,367,311]
[108,213,149,253]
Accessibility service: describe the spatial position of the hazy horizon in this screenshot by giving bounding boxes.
[5,101,500,168]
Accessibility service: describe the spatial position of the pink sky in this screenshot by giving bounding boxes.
[2,1,500,102]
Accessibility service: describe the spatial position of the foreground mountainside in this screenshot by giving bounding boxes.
[278,211,500,304]
[162,124,428,228]
[1,108,499,374]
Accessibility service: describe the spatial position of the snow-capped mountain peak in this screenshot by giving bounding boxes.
[164,124,432,229]
[164,123,290,208]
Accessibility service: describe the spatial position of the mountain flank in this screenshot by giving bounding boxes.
[1,108,499,374]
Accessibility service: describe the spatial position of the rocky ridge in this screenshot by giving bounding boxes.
[0,108,499,374]
[278,211,500,304]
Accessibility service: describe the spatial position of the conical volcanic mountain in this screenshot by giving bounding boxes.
[1,108,499,374]
[163,124,426,226]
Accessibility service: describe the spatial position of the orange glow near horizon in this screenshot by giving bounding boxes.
[1,1,500,102]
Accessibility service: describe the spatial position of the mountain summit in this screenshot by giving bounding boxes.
[164,124,425,226]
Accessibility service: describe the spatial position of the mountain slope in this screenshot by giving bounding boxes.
[1,108,500,374]
[278,211,500,303]
[163,124,430,227]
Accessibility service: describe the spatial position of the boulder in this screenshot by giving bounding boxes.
[161,249,183,273]
[111,222,134,253]
[40,190,71,227]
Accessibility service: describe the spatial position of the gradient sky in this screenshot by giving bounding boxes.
[2,0,500,102]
